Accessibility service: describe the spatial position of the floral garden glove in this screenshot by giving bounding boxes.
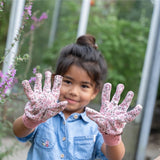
[85,83,142,146]
[22,71,68,129]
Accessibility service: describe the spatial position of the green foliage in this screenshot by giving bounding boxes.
[87,1,150,101]
[14,0,151,100]
[0,1,11,69]
[114,0,153,21]
[42,0,81,71]
[0,103,15,159]
[41,0,151,102]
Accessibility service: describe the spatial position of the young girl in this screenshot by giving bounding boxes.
[13,34,142,160]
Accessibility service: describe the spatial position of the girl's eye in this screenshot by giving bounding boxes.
[63,80,71,84]
[81,84,89,89]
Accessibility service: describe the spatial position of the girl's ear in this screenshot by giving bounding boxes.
[91,88,99,100]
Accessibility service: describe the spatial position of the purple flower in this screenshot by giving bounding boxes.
[25,5,32,16]
[0,1,4,11]
[29,77,36,83]
[31,16,38,22]
[4,86,8,94]
[30,12,48,31]
[0,66,17,101]
[13,78,18,84]
[10,68,16,77]
[0,71,3,78]
[1,94,5,98]
[30,24,35,30]
[0,83,3,88]
[39,12,48,21]
[0,2,4,6]
[33,68,37,74]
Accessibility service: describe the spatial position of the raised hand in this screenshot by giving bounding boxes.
[22,71,68,128]
[86,83,142,136]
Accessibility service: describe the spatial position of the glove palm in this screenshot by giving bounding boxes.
[22,71,67,128]
[86,83,142,135]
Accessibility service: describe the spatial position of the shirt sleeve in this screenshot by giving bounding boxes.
[16,127,37,143]
[95,131,108,160]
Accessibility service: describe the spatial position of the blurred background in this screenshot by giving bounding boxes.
[0,0,159,159]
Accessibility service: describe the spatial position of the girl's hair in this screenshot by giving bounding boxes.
[55,34,107,90]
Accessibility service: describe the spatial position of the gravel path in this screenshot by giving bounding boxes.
[1,137,30,160]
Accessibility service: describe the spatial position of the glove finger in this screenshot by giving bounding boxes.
[22,80,34,101]
[24,101,34,111]
[51,75,63,98]
[102,83,112,102]
[100,83,112,112]
[111,83,124,106]
[49,101,68,112]
[86,107,105,122]
[44,104,67,120]
[43,71,52,92]
[85,107,100,117]
[43,101,68,120]
[24,103,40,121]
[34,73,42,93]
[124,104,143,123]
[43,110,56,120]
[119,91,134,111]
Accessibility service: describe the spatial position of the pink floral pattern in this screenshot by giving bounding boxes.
[22,71,68,128]
[86,83,142,135]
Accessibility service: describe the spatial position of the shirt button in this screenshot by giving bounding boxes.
[62,137,66,141]
[61,154,64,158]
[63,121,65,125]
[74,115,78,119]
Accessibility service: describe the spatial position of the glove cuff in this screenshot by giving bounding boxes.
[22,113,40,129]
[101,132,121,146]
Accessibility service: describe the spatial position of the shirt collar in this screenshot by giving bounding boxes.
[80,111,91,123]
[58,111,90,123]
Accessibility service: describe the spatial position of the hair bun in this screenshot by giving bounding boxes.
[76,34,98,49]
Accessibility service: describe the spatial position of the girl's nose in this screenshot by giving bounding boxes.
[69,85,79,96]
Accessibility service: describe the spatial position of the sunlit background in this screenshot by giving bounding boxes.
[0,0,159,160]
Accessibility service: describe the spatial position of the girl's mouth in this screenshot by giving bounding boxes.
[66,98,79,104]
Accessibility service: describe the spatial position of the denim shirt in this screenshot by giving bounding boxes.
[17,111,108,160]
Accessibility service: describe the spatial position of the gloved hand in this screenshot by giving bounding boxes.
[22,71,68,129]
[86,83,142,146]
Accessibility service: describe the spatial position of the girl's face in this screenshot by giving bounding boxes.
[59,64,98,118]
